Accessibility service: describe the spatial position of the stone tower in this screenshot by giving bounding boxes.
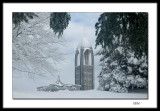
[75,38,94,90]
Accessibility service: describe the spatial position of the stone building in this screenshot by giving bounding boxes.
[37,76,81,92]
[75,38,94,90]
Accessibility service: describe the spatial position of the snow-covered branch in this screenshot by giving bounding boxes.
[12,12,66,78]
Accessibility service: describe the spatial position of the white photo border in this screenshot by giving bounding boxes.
[3,3,157,108]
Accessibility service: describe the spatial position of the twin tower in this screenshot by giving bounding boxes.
[75,38,94,90]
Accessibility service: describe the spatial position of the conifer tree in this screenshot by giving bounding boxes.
[50,12,71,37]
[95,13,148,92]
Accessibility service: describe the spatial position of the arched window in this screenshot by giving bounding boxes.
[77,52,80,66]
[90,50,94,66]
[89,52,92,66]
[84,49,92,66]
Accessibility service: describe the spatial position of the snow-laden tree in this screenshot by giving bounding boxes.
[95,13,148,59]
[97,46,148,93]
[95,13,148,93]
[12,12,68,78]
[12,12,38,28]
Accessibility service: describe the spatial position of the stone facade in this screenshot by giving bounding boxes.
[37,76,81,92]
[75,41,94,90]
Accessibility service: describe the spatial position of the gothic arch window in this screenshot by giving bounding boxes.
[84,49,89,65]
[89,52,92,66]
[84,49,93,66]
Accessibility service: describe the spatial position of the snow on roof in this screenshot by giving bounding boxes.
[77,38,92,49]
[64,84,81,87]
[55,76,63,86]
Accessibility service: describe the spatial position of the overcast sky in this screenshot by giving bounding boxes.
[13,12,103,92]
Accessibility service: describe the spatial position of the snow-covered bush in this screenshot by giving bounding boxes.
[134,75,147,88]
[97,45,148,93]
[98,73,112,91]
[104,84,110,91]
[109,84,128,93]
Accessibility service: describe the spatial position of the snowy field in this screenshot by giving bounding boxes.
[12,75,147,99]
[13,89,147,99]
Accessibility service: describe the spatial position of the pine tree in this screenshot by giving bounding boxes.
[95,12,148,59]
[50,12,71,37]
[95,13,148,93]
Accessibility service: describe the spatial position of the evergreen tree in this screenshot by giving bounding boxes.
[95,12,148,93]
[50,12,71,37]
[95,12,148,59]
[97,46,148,93]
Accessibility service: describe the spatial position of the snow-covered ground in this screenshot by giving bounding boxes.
[13,75,147,99]
[13,89,147,99]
